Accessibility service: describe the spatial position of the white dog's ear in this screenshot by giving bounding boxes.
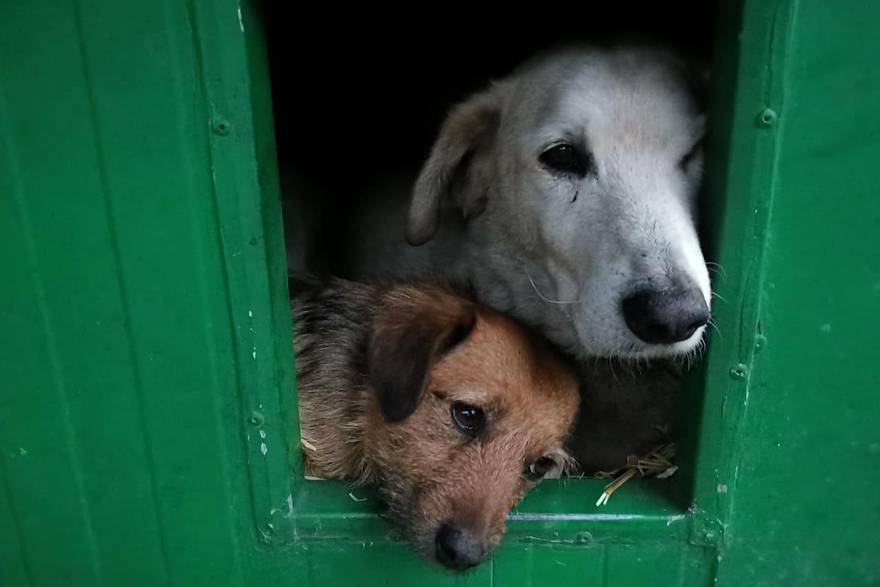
[406,88,503,246]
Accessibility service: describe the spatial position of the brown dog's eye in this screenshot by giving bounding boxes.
[524,456,558,482]
[450,402,486,436]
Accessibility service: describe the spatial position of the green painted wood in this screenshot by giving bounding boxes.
[713,2,880,585]
[2,0,879,585]
[1,2,176,584]
[494,543,716,587]
[493,544,606,587]
[680,0,793,549]
[0,0,256,584]
[288,478,691,545]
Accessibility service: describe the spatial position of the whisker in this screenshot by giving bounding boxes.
[711,290,729,304]
[705,261,728,280]
[607,356,619,383]
[707,317,723,340]
[525,268,580,305]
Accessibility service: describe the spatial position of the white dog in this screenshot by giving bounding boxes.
[314,45,711,470]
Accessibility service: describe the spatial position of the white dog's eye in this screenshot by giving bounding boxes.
[539,143,592,177]
[679,140,703,172]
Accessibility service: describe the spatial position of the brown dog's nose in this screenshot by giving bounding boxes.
[622,286,708,344]
[435,523,483,570]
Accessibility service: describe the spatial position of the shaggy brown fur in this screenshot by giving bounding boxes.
[291,278,579,569]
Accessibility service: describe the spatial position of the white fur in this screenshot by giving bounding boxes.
[345,45,711,361]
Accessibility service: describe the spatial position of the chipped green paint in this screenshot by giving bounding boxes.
[1,0,878,585]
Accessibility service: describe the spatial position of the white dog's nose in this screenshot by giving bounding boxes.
[622,287,708,345]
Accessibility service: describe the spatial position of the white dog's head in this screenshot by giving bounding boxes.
[407,46,711,360]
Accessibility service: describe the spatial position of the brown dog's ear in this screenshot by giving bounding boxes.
[406,85,504,246]
[367,288,477,422]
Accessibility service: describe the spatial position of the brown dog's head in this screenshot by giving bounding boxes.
[364,285,580,570]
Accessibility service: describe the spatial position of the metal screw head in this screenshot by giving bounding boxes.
[730,364,748,380]
[213,119,232,136]
[574,533,592,544]
[757,108,777,128]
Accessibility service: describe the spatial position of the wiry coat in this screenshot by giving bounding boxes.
[290,278,580,568]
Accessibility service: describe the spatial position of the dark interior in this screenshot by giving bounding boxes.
[266,6,718,272]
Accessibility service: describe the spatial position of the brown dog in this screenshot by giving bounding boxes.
[292,278,580,570]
